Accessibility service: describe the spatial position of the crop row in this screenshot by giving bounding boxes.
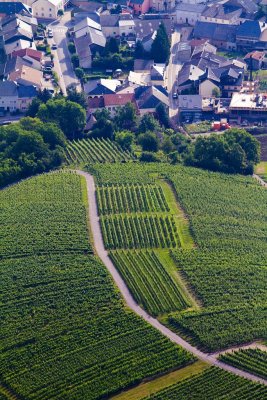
[143,367,267,399]
[96,184,169,215]
[110,250,188,315]
[0,171,194,399]
[100,214,180,249]
[91,162,267,351]
[219,348,267,380]
[65,138,135,164]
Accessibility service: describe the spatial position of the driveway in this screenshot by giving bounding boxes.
[48,12,81,95]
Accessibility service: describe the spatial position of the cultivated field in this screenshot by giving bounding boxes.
[90,163,267,351]
[65,138,135,164]
[219,349,267,380]
[142,367,267,399]
[256,135,267,161]
[0,171,194,399]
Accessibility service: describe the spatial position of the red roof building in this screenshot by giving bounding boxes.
[11,48,43,62]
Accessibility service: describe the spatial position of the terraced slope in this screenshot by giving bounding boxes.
[0,171,194,400]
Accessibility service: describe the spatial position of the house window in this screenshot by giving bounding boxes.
[42,13,44,16]
[49,14,52,17]
[49,8,52,10]
[36,12,38,15]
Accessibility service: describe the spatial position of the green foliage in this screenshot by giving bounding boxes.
[66,86,87,109]
[71,53,79,68]
[68,41,76,54]
[111,250,189,315]
[0,172,194,399]
[138,132,159,152]
[91,108,115,140]
[140,151,161,162]
[186,129,261,174]
[151,23,170,63]
[142,367,267,399]
[65,138,135,164]
[37,98,86,140]
[26,97,42,117]
[139,113,160,133]
[105,37,119,54]
[212,86,221,98]
[156,102,170,128]
[115,130,134,151]
[114,102,137,131]
[219,349,267,380]
[92,53,133,70]
[0,118,66,187]
[75,67,85,80]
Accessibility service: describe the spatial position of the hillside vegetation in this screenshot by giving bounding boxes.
[89,163,267,351]
[0,171,194,400]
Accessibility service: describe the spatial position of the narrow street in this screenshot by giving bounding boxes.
[166,29,182,120]
[48,12,81,95]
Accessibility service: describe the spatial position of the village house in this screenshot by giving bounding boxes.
[32,0,65,19]
[176,3,206,26]
[193,21,237,50]
[1,14,35,54]
[200,3,242,25]
[229,92,267,122]
[134,85,169,115]
[244,51,265,70]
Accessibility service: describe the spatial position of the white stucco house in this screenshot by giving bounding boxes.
[32,0,65,19]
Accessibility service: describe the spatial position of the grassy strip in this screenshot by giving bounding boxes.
[111,361,208,400]
[255,162,267,181]
[157,179,194,250]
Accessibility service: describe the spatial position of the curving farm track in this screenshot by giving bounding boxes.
[76,170,267,387]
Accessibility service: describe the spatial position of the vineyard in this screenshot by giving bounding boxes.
[101,214,180,249]
[219,349,267,380]
[142,367,267,399]
[0,171,194,400]
[65,138,135,164]
[90,163,267,351]
[110,250,189,315]
[96,184,170,215]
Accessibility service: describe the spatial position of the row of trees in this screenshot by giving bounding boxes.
[135,23,170,64]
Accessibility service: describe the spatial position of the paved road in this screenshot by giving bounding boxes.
[166,29,182,120]
[48,12,81,95]
[76,169,267,387]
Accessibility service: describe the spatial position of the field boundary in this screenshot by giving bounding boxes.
[75,169,267,387]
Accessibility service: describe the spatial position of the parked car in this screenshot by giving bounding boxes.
[48,32,53,38]
[36,34,44,40]
[51,43,57,50]
[172,92,178,99]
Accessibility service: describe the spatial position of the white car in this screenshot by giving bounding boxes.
[172,92,178,99]
[51,43,57,50]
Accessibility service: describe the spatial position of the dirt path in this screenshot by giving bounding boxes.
[76,170,267,387]
[214,342,267,357]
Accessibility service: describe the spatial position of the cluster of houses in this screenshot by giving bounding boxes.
[0,6,56,114]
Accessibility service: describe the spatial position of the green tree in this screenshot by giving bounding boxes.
[37,88,52,103]
[138,132,159,152]
[114,103,137,131]
[139,113,160,133]
[151,23,170,63]
[105,37,119,55]
[156,103,170,128]
[91,109,114,140]
[37,99,86,140]
[26,98,41,118]
[212,87,221,98]
[68,42,76,54]
[71,54,79,68]
[115,130,134,151]
[75,67,85,81]
[67,86,87,109]
[57,9,64,16]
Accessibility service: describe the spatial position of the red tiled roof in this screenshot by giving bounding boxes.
[189,39,207,48]
[11,48,43,62]
[103,93,134,106]
[244,51,265,61]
